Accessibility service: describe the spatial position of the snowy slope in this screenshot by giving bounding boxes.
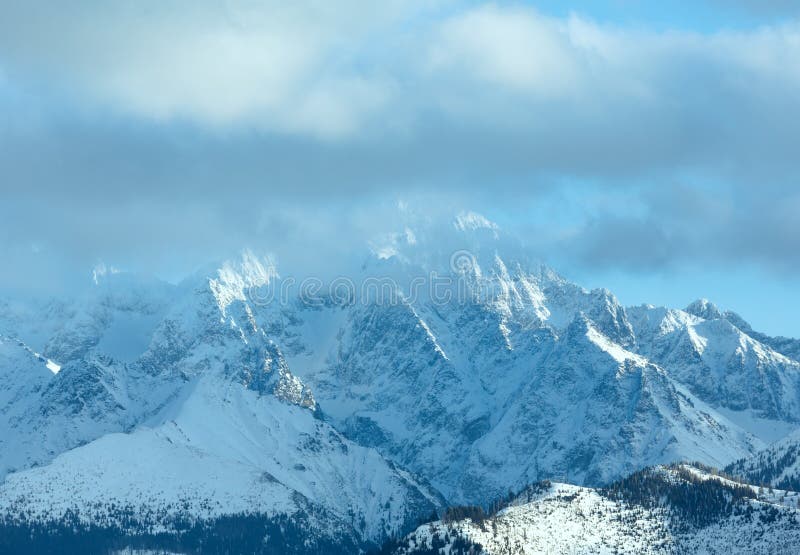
[0,374,440,543]
[0,256,442,549]
[453,315,761,502]
[391,464,800,554]
[683,299,800,363]
[629,301,800,420]
[0,335,55,475]
[726,428,800,492]
[0,342,186,478]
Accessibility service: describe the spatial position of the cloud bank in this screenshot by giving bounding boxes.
[0,1,798,333]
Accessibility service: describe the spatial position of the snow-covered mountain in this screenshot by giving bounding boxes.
[1,214,799,552]
[388,464,800,554]
[682,298,800,363]
[0,258,442,552]
[238,224,800,503]
[629,300,800,422]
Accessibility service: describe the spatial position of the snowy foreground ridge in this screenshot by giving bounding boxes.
[392,464,800,554]
[1,218,800,552]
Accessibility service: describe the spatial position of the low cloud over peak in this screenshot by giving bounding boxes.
[1,1,799,335]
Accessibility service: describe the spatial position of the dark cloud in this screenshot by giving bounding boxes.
[565,218,677,271]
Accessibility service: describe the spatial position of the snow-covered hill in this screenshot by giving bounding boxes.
[388,464,800,554]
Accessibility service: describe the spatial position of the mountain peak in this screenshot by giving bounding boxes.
[685,298,724,320]
[453,211,500,238]
[208,250,277,316]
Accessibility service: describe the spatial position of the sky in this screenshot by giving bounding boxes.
[1,1,799,336]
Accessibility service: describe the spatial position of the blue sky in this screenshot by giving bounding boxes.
[1,1,799,336]
[531,0,800,30]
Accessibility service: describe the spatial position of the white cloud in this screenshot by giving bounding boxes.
[3,2,800,335]
[0,1,436,138]
[2,2,800,141]
[430,5,582,95]
[426,5,800,120]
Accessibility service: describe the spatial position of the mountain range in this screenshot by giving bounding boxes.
[1,214,799,553]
